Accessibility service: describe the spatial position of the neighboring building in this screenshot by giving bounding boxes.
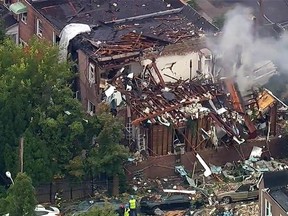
[258,170,288,216]
[0,1,18,43]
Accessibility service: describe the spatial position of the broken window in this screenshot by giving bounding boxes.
[36,19,43,37]
[21,12,27,24]
[87,100,95,115]
[174,128,185,145]
[52,31,60,45]
[88,62,96,85]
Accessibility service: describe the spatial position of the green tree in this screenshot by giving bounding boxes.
[7,173,37,216]
[68,104,129,194]
[86,105,129,195]
[0,39,85,183]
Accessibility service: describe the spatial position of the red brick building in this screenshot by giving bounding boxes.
[258,170,288,216]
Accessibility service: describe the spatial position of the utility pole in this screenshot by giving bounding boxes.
[19,136,24,173]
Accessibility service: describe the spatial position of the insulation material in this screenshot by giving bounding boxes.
[249,146,263,160]
[257,90,276,112]
[59,23,91,62]
[196,153,212,177]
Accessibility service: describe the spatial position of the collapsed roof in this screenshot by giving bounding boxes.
[103,59,281,147]
[68,1,217,67]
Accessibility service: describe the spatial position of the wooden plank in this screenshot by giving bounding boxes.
[156,126,163,155]
[148,126,156,156]
[162,126,168,155]
[191,120,198,151]
[167,127,173,154]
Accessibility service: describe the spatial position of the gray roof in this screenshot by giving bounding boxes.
[0,4,17,29]
[269,188,288,212]
[262,170,288,189]
[30,0,186,31]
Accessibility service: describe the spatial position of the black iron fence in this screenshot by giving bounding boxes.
[36,179,112,203]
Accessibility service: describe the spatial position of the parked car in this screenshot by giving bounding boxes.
[217,183,259,204]
[3,204,60,216]
[140,194,191,214]
[71,199,123,216]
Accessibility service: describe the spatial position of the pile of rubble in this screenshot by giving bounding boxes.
[130,175,191,195]
[234,201,259,216]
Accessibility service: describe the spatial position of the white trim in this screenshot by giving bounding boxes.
[265,199,272,216]
[21,12,27,24]
[87,100,95,115]
[19,38,27,47]
[3,0,11,8]
[88,62,95,85]
[36,18,43,37]
[52,31,56,45]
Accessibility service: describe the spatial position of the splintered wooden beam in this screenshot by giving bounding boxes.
[131,103,183,126]
[151,60,165,87]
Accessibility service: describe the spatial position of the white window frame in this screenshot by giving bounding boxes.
[21,12,27,24]
[265,199,272,216]
[36,19,43,37]
[4,0,11,7]
[88,62,96,85]
[75,90,80,100]
[19,38,28,47]
[87,100,95,115]
[52,31,56,45]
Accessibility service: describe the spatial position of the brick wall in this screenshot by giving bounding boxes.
[19,1,57,43]
[126,136,288,179]
[77,49,99,112]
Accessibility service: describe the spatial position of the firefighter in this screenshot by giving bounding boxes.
[124,204,130,216]
[54,191,62,209]
[129,195,137,216]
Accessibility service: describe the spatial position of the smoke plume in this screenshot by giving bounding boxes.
[207,6,288,91]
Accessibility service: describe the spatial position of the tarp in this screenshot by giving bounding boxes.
[9,2,27,14]
[59,23,91,62]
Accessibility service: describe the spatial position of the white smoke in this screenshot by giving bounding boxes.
[207,6,288,91]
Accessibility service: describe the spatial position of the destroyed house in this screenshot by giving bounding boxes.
[110,64,282,158]
[8,0,218,113]
[49,0,281,157]
[65,1,218,114]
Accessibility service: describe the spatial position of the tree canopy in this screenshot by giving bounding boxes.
[0,39,129,190]
[6,173,37,216]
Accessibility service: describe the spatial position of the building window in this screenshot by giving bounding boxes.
[88,62,95,85]
[9,33,17,44]
[19,38,28,47]
[4,0,11,7]
[87,100,96,115]
[21,12,27,24]
[52,32,60,45]
[36,19,43,37]
[265,199,272,216]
